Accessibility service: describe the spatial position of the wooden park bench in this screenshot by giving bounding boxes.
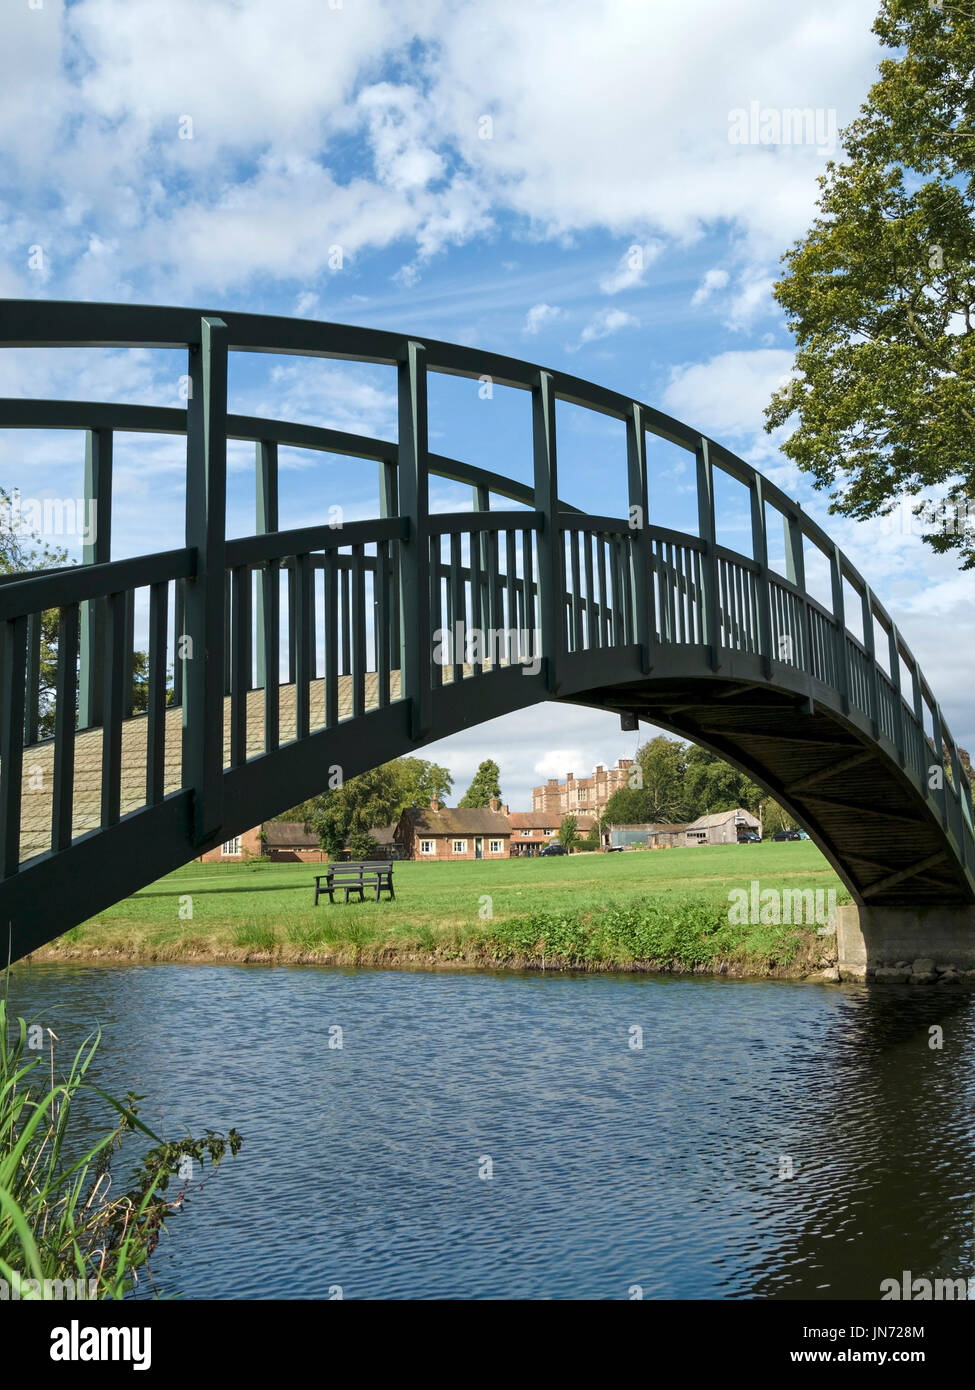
[314,861,395,905]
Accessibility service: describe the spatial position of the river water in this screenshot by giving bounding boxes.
[5,964,975,1300]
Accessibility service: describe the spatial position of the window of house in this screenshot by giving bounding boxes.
[489,839,503,854]
[420,840,435,854]
[221,838,241,856]
[521,829,532,836]
[452,840,468,854]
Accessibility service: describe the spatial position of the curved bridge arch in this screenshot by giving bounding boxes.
[0,299,972,962]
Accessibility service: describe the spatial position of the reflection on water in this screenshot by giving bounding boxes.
[5,964,975,1300]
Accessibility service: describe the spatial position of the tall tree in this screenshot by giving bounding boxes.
[602,736,687,823]
[558,815,580,853]
[760,798,794,837]
[458,759,502,808]
[683,745,763,819]
[765,1,975,567]
[309,764,402,858]
[393,757,453,814]
[274,757,452,830]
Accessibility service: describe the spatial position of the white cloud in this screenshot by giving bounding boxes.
[578,307,639,346]
[691,267,730,307]
[662,348,795,440]
[724,271,777,331]
[599,242,662,295]
[0,0,882,299]
[523,303,563,335]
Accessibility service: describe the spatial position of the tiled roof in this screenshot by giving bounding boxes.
[264,820,319,847]
[404,807,512,835]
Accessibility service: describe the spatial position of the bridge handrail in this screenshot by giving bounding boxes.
[0,547,196,620]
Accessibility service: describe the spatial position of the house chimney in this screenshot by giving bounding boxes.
[502,803,509,815]
[430,796,440,812]
[489,796,499,812]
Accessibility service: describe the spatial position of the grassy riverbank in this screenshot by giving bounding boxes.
[30,843,849,979]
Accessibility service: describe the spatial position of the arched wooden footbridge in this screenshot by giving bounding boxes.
[1,301,972,962]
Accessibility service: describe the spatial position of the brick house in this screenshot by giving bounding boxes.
[532,759,635,820]
[509,811,597,856]
[197,820,400,863]
[196,825,263,863]
[395,797,512,860]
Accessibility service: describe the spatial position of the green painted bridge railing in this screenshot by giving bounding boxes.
[0,300,972,957]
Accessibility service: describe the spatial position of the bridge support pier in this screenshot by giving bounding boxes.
[837,904,975,980]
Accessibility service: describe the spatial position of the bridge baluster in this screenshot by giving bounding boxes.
[324,550,338,728]
[352,543,367,717]
[505,529,518,663]
[886,621,906,767]
[581,530,595,651]
[230,565,250,766]
[172,579,184,707]
[51,603,79,850]
[255,440,279,692]
[24,612,41,747]
[100,590,126,829]
[262,560,280,752]
[829,545,850,714]
[295,552,313,741]
[397,340,431,739]
[469,522,483,678]
[626,404,652,673]
[596,535,610,647]
[375,538,391,707]
[860,584,881,739]
[695,439,720,672]
[145,582,168,805]
[569,530,583,653]
[532,369,562,692]
[750,474,773,677]
[0,615,28,876]
[78,427,113,731]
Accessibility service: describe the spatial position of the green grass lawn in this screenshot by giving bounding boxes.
[41,843,848,977]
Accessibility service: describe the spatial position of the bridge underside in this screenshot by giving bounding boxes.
[566,667,972,909]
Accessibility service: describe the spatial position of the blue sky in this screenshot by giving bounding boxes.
[2,0,971,809]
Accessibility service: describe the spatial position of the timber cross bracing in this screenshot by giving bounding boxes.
[0,299,972,963]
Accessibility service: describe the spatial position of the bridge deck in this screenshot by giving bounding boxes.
[17,671,404,864]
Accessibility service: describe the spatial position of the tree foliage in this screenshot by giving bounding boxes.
[309,764,402,858]
[765,0,975,566]
[302,757,454,856]
[602,736,688,824]
[760,798,795,837]
[557,814,580,853]
[683,745,764,819]
[602,736,765,827]
[458,759,502,808]
[394,756,453,813]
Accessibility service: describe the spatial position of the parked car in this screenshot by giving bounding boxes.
[606,846,625,853]
[771,829,801,842]
[736,831,762,844]
[540,843,565,856]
